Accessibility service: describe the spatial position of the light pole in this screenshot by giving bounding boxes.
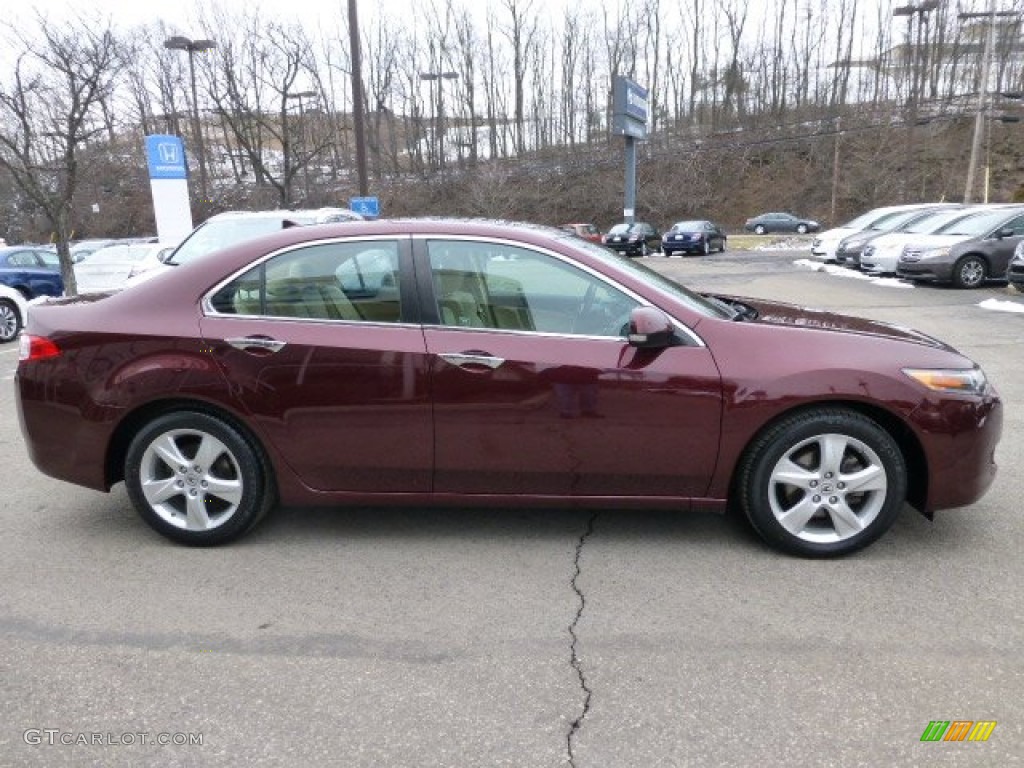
[960,6,1020,203]
[286,90,317,203]
[419,71,458,171]
[348,0,369,196]
[893,1,939,203]
[164,35,217,204]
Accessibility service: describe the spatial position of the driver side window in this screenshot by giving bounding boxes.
[427,240,639,336]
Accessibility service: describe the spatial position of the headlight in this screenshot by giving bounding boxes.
[918,247,950,261]
[903,367,988,395]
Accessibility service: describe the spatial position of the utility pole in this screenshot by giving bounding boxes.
[961,5,1019,202]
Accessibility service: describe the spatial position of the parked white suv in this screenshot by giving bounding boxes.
[127,207,364,287]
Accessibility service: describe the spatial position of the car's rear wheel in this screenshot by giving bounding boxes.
[0,299,21,343]
[796,224,808,234]
[754,225,766,235]
[719,238,727,253]
[952,255,986,289]
[125,411,273,545]
[738,408,906,557]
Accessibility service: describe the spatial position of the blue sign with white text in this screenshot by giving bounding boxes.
[145,135,188,180]
[350,196,380,218]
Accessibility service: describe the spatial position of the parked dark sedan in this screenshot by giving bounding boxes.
[602,221,661,257]
[743,212,820,235]
[16,219,1001,557]
[662,220,727,256]
[0,246,64,299]
[897,206,1024,288]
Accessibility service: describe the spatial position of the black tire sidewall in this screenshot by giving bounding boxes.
[954,256,984,289]
[740,409,907,557]
[124,411,269,545]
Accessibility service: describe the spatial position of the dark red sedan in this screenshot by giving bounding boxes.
[15,219,1002,556]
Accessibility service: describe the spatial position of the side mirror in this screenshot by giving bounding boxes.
[997,228,1015,239]
[627,306,675,349]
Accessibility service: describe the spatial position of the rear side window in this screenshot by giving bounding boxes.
[209,241,402,323]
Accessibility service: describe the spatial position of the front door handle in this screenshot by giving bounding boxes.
[225,336,287,353]
[438,352,504,370]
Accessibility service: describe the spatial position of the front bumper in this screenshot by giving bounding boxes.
[910,389,1003,513]
[896,261,955,282]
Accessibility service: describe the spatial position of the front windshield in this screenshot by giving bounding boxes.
[936,209,1022,237]
[902,209,973,234]
[168,217,291,266]
[569,236,733,319]
[871,208,938,231]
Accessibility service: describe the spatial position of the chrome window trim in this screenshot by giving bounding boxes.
[201,234,405,318]
[200,231,707,348]
[413,232,706,347]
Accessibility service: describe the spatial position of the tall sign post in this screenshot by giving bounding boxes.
[145,135,194,244]
[611,77,649,224]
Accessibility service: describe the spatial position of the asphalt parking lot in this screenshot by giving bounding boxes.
[0,249,1020,767]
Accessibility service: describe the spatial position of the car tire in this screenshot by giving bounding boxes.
[719,238,727,253]
[796,224,808,234]
[702,240,711,256]
[737,407,906,558]
[640,242,650,257]
[0,299,22,343]
[124,411,274,545]
[952,255,986,289]
[754,225,766,235]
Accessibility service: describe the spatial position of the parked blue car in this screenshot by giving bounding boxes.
[0,246,64,299]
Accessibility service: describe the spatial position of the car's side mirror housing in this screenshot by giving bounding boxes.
[627,306,675,349]
[997,228,1015,239]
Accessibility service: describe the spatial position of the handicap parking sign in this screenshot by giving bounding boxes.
[349,197,380,218]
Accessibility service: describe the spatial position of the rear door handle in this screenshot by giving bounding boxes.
[225,336,287,353]
[438,352,504,370]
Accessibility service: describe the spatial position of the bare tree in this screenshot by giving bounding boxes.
[0,15,120,295]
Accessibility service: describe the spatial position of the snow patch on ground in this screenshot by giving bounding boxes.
[757,238,812,251]
[978,298,1024,314]
[792,259,913,288]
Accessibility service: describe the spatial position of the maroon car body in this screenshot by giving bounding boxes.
[15,219,1002,556]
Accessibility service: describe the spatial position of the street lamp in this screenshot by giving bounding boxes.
[164,35,217,204]
[286,90,317,202]
[419,71,459,171]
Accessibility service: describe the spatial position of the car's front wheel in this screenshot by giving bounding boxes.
[952,255,986,289]
[0,299,21,343]
[737,408,906,557]
[125,411,273,545]
[702,240,711,255]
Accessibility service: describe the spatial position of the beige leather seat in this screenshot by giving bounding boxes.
[288,258,361,321]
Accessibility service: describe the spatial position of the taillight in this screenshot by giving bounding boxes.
[19,334,61,362]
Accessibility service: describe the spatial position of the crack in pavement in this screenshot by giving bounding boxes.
[566,512,597,767]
